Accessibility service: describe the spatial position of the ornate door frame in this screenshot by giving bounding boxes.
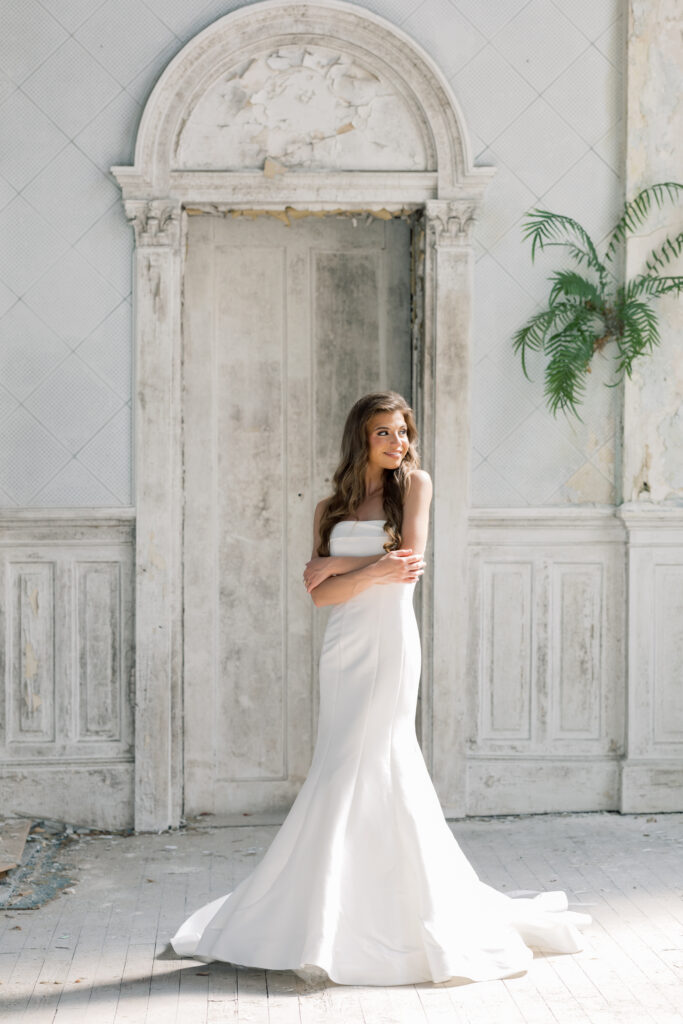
[112,0,494,831]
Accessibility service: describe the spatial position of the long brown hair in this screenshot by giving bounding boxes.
[317,391,419,556]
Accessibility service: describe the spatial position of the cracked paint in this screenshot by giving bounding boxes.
[185,206,414,229]
[24,639,38,682]
[174,45,430,171]
[23,639,42,716]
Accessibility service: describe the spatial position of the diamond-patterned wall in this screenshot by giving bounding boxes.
[0,0,624,507]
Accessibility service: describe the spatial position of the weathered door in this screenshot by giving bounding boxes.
[182,212,412,816]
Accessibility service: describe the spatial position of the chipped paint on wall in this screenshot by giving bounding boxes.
[185,206,416,227]
[174,45,430,172]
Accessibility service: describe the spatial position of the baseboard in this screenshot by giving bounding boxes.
[620,760,683,813]
[466,757,621,815]
[1,761,134,831]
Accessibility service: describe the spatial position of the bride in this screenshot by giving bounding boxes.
[170,390,591,985]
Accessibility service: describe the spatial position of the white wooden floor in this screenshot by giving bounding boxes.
[1,811,682,1023]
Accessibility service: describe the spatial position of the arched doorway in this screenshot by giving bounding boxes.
[112,0,493,830]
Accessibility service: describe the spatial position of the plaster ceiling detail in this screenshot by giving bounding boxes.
[173,44,431,172]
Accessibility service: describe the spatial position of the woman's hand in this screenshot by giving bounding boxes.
[370,549,425,585]
[303,556,337,593]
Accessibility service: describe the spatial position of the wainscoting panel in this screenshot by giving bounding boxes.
[466,508,626,814]
[620,507,683,811]
[7,561,55,744]
[0,511,134,829]
[479,561,533,743]
[550,562,603,741]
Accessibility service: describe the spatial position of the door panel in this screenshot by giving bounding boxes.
[182,213,411,815]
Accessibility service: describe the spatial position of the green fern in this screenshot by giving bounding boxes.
[604,183,683,263]
[521,209,605,276]
[645,231,683,273]
[513,182,683,417]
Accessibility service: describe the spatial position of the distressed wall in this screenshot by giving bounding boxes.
[618,0,683,812]
[622,0,683,504]
[0,0,625,507]
[3,0,680,825]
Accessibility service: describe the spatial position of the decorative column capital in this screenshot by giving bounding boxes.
[425,199,478,249]
[124,198,181,248]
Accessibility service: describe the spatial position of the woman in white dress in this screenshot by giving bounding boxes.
[170,390,591,985]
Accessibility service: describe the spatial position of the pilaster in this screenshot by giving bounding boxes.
[424,198,479,816]
[126,198,184,831]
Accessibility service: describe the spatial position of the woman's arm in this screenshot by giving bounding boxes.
[303,552,383,593]
[309,551,424,607]
[400,469,433,557]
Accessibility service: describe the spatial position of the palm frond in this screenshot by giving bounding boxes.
[543,326,595,419]
[548,270,604,308]
[513,185,682,416]
[512,303,584,380]
[521,209,604,273]
[645,231,683,274]
[615,299,660,376]
[604,182,683,263]
[626,275,683,299]
[538,240,600,269]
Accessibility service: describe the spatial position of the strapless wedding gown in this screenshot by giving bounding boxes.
[170,520,591,985]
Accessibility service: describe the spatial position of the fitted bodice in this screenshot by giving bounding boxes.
[329,519,388,557]
[329,519,416,604]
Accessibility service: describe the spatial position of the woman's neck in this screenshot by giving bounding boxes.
[364,469,384,498]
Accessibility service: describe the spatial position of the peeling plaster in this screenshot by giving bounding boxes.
[563,462,615,505]
[24,639,38,681]
[185,205,415,228]
[174,45,430,172]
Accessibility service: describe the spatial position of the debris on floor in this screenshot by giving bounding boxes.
[0,818,31,875]
[0,819,82,910]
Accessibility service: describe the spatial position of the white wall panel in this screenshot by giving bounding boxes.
[653,565,683,747]
[0,512,134,828]
[8,562,55,744]
[620,510,683,811]
[479,562,532,742]
[551,564,603,741]
[466,509,626,814]
[77,561,122,741]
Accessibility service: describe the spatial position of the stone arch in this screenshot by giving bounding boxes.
[120,0,487,197]
[112,0,494,831]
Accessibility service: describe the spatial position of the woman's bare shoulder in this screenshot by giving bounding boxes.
[406,468,432,492]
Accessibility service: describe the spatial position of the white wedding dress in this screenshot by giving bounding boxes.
[170,519,591,985]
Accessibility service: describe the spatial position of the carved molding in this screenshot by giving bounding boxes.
[111,0,497,199]
[425,199,478,248]
[124,199,181,248]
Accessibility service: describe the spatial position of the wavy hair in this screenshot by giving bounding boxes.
[317,391,419,556]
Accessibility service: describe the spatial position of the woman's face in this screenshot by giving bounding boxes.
[366,409,409,471]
